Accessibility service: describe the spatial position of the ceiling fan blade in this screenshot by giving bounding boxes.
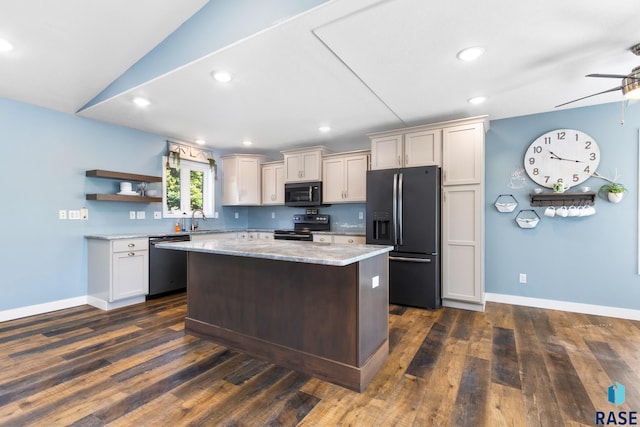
[587,73,640,80]
[555,86,623,108]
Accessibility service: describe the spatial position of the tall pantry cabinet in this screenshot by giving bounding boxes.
[368,116,487,312]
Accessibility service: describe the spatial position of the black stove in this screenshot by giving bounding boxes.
[274,214,330,241]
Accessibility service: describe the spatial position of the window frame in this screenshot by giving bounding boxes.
[162,156,215,219]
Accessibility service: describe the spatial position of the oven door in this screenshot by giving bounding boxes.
[285,182,322,207]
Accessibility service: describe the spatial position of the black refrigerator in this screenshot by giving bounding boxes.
[366,165,441,309]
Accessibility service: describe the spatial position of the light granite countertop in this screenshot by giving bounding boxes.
[155,239,392,266]
[85,229,268,240]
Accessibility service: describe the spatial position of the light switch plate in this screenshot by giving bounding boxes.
[372,276,379,288]
[129,211,136,220]
[154,211,162,219]
[58,210,67,220]
[68,210,80,220]
[136,211,146,220]
[80,208,88,220]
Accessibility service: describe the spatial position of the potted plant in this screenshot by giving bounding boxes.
[599,182,626,203]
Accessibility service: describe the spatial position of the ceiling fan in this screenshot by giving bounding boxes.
[555,44,640,108]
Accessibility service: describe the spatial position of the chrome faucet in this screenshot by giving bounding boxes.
[191,209,206,231]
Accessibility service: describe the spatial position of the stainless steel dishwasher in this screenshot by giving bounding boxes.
[148,234,190,298]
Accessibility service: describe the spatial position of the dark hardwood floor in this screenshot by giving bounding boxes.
[0,293,638,426]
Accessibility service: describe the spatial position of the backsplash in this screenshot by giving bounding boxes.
[247,203,366,233]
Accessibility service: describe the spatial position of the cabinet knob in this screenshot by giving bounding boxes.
[127,243,135,247]
[397,155,401,166]
[348,239,354,243]
[128,252,135,256]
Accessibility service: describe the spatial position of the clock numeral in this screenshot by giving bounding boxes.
[533,146,542,154]
[589,152,596,161]
[532,168,539,175]
[528,157,535,165]
[544,137,551,144]
[544,176,550,183]
[585,140,592,149]
[573,174,579,182]
[584,165,590,174]
[557,178,564,183]
[557,131,566,140]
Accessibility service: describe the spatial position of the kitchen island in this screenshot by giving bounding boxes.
[156,239,392,392]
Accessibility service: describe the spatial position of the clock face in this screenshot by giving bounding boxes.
[523,129,600,189]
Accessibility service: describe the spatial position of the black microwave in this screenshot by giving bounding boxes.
[284,181,323,207]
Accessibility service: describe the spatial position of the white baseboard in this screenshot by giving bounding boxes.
[442,299,486,312]
[485,293,640,321]
[0,296,89,323]
[87,295,146,311]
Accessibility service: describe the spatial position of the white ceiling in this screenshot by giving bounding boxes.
[2,0,640,153]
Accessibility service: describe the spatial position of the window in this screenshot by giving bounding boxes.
[162,157,214,218]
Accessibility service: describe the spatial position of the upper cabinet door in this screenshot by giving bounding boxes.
[404,129,441,167]
[370,135,402,170]
[283,148,324,182]
[442,123,484,185]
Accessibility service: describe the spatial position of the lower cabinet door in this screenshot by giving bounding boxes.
[112,250,149,301]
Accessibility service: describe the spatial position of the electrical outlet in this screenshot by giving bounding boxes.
[235,212,239,219]
[359,211,364,220]
[372,276,379,289]
[519,273,527,284]
[271,212,275,219]
[80,208,88,220]
[58,210,67,220]
[214,211,219,219]
[136,211,145,220]
[68,210,80,220]
[154,211,162,219]
[129,211,136,220]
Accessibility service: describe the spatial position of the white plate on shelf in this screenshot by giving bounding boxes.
[117,191,139,196]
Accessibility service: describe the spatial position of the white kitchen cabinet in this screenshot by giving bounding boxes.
[87,237,149,310]
[222,154,266,206]
[261,161,284,205]
[237,231,257,240]
[282,146,330,183]
[333,235,366,245]
[312,234,365,244]
[370,128,441,170]
[442,122,484,185]
[322,151,369,203]
[258,232,274,240]
[441,184,484,310]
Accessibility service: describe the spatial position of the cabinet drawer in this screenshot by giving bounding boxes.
[112,238,148,252]
[333,235,365,245]
[313,234,332,243]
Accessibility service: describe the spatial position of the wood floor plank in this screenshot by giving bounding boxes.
[491,326,521,389]
[0,292,638,426]
[451,356,490,427]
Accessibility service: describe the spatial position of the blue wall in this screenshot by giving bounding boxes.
[485,102,640,310]
[0,97,247,311]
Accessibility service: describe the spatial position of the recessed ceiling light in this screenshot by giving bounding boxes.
[0,38,13,52]
[319,126,331,133]
[242,140,253,146]
[195,139,206,145]
[212,71,232,83]
[468,96,486,105]
[457,46,485,62]
[133,97,150,107]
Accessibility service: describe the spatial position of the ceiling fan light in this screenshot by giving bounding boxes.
[623,67,640,99]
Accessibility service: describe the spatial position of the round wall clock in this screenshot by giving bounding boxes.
[523,129,600,189]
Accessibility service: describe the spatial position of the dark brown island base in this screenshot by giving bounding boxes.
[156,239,393,392]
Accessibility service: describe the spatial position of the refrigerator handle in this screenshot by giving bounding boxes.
[398,172,403,246]
[392,173,398,245]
